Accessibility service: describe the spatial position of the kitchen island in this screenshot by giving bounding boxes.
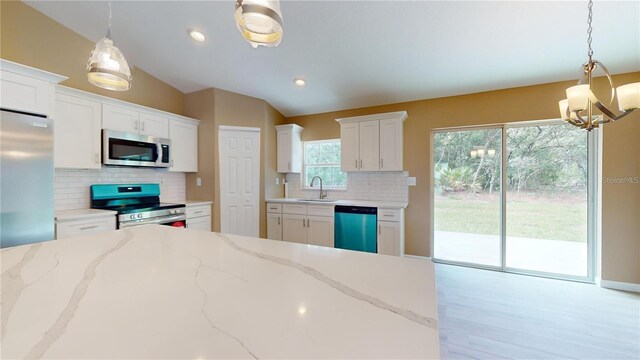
[1,226,439,359]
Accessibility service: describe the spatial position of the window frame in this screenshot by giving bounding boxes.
[301,139,347,190]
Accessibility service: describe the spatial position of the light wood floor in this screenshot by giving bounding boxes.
[435,264,640,359]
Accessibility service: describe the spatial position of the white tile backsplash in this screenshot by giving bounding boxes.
[285,171,409,203]
[54,167,185,211]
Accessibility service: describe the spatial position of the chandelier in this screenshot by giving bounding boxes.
[86,2,132,91]
[235,0,283,48]
[558,0,639,131]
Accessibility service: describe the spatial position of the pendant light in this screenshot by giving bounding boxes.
[235,0,283,48]
[86,2,132,91]
[558,0,640,131]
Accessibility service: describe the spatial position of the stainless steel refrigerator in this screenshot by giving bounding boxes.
[1,109,54,248]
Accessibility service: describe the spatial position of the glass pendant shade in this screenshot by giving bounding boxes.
[616,82,640,111]
[470,150,477,158]
[235,0,283,48]
[566,84,590,112]
[87,35,132,91]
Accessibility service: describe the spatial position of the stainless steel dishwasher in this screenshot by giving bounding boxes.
[334,206,377,253]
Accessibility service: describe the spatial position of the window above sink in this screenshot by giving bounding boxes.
[302,139,347,190]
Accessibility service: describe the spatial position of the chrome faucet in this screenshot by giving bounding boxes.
[310,176,327,199]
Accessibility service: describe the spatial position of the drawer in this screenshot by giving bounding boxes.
[56,217,115,239]
[378,208,401,222]
[307,205,334,217]
[187,205,211,218]
[282,204,307,215]
[267,203,282,213]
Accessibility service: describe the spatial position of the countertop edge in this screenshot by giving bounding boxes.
[266,198,408,209]
[55,209,117,222]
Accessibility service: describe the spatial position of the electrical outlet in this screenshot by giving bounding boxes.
[407,177,417,186]
[275,178,280,185]
[196,177,202,186]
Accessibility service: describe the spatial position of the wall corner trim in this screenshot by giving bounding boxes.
[600,279,640,293]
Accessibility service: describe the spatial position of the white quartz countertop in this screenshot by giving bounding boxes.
[54,208,117,222]
[183,200,213,207]
[267,198,409,209]
[1,226,439,359]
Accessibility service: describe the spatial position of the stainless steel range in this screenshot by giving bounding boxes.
[90,184,185,229]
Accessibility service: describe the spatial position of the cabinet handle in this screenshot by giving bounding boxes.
[355,159,358,168]
[80,225,99,231]
[381,158,383,168]
[278,217,280,225]
[306,219,310,228]
[170,159,174,167]
[302,218,305,227]
[134,120,139,130]
[95,153,99,164]
[141,121,145,131]
[360,159,363,168]
[288,161,291,170]
[194,211,203,214]
[378,224,381,235]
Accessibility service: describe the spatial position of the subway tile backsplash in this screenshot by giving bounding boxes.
[285,171,409,203]
[54,167,185,211]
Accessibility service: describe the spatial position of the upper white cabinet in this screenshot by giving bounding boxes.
[103,105,169,138]
[275,124,303,173]
[54,93,102,169]
[169,119,198,172]
[336,111,407,172]
[139,112,169,138]
[0,59,66,116]
[102,104,140,134]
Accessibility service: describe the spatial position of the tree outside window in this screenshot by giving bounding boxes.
[303,140,347,189]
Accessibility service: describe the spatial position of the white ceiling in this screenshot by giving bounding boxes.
[25,1,640,117]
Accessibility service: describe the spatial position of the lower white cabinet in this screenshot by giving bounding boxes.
[268,202,334,248]
[55,212,116,240]
[186,203,212,231]
[377,208,405,256]
[266,213,283,240]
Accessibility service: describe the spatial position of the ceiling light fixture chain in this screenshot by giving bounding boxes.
[557,0,639,131]
[586,0,593,62]
[107,1,112,39]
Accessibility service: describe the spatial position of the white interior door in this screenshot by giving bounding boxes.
[219,126,260,237]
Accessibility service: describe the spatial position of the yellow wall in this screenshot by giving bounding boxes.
[184,88,283,238]
[287,72,640,285]
[0,1,184,115]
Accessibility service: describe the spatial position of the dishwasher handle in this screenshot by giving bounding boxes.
[334,205,377,215]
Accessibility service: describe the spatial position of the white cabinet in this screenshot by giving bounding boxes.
[307,215,334,248]
[377,208,405,256]
[54,93,102,169]
[275,124,303,173]
[102,104,140,134]
[103,105,170,138]
[139,112,169,138]
[266,213,283,240]
[379,118,404,171]
[282,213,306,244]
[169,119,198,172]
[55,210,116,240]
[336,111,407,172]
[0,59,66,116]
[268,202,334,247]
[186,203,211,231]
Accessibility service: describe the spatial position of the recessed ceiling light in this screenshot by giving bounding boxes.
[294,78,306,86]
[188,30,206,42]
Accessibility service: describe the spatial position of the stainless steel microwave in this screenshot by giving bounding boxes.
[102,130,171,168]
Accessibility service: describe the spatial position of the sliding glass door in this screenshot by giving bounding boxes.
[433,127,503,268]
[432,121,595,281]
[505,124,590,277]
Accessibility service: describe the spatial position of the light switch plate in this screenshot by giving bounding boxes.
[407,177,417,186]
[196,177,202,186]
[275,178,280,185]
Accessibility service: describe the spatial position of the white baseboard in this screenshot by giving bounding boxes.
[600,279,640,293]
[403,254,432,261]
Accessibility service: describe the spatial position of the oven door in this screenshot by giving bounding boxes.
[119,214,187,229]
[103,130,170,168]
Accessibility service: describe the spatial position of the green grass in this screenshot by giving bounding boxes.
[434,192,587,242]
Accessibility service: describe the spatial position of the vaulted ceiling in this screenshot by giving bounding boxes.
[26,1,640,116]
